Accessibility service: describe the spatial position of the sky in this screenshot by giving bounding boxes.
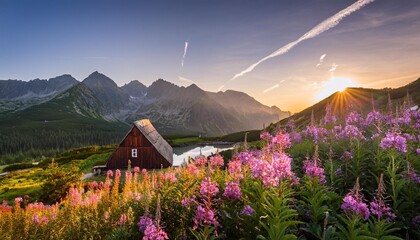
[1,0,419,112]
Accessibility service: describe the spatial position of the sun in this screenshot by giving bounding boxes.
[315,77,358,101]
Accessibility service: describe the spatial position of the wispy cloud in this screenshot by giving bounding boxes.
[316,54,327,67]
[228,0,374,83]
[181,41,189,67]
[329,63,338,72]
[178,76,196,85]
[263,84,279,93]
[217,85,225,92]
[263,80,286,94]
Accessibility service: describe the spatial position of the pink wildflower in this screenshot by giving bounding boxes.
[193,205,219,229]
[209,154,224,168]
[341,178,370,220]
[241,205,255,216]
[200,177,219,197]
[194,156,208,166]
[223,181,242,200]
[181,197,196,207]
[228,159,243,180]
[186,163,200,175]
[115,213,128,226]
[143,224,169,240]
[380,131,407,152]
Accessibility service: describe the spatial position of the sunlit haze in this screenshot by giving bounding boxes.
[1,0,419,112]
[315,77,358,101]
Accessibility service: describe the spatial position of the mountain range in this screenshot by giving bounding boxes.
[0,72,289,146]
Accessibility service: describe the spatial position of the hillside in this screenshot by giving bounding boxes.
[0,83,128,163]
[276,78,420,129]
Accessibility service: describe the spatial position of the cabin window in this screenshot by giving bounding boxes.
[131,149,138,158]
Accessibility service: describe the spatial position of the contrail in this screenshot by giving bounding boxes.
[229,0,374,82]
[178,76,196,85]
[263,84,279,93]
[181,41,189,67]
[263,79,285,94]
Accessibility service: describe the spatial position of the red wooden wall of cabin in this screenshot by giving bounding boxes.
[107,126,171,169]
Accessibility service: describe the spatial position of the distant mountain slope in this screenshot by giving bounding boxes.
[207,90,290,128]
[0,74,78,100]
[0,82,128,159]
[129,80,243,136]
[127,79,287,136]
[277,78,420,129]
[121,80,147,98]
[82,71,129,113]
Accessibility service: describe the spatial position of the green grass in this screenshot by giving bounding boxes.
[0,144,117,202]
[74,152,112,173]
[169,136,203,146]
[0,168,44,202]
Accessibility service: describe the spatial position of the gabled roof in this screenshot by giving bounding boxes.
[134,119,173,165]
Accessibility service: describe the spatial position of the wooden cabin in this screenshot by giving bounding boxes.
[106,119,173,169]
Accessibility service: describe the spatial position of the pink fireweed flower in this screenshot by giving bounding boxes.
[209,154,224,168]
[88,181,99,189]
[305,165,326,184]
[134,166,140,174]
[340,151,353,161]
[260,131,272,142]
[116,169,121,177]
[250,153,296,187]
[342,195,370,220]
[223,181,242,200]
[193,205,219,229]
[116,213,128,226]
[342,125,365,140]
[14,197,23,207]
[160,172,177,183]
[181,197,196,207]
[402,162,420,183]
[365,111,383,127]
[324,104,337,125]
[126,171,133,182]
[241,205,255,216]
[370,173,396,221]
[341,178,370,220]
[289,131,302,143]
[0,200,12,213]
[138,215,154,233]
[370,200,396,222]
[271,131,292,151]
[142,168,148,175]
[304,126,328,144]
[32,214,49,225]
[412,216,420,228]
[107,170,113,178]
[68,187,83,206]
[194,156,208,166]
[228,159,243,180]
[380,131,407,153]
[186,163,200,175]
[143,224,169,240]
[236,151,256,165]
[303,146,326,184]
[346,111,363,125]
[200,177,219,197]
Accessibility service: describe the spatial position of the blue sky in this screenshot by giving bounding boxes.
[1,0,419,112]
